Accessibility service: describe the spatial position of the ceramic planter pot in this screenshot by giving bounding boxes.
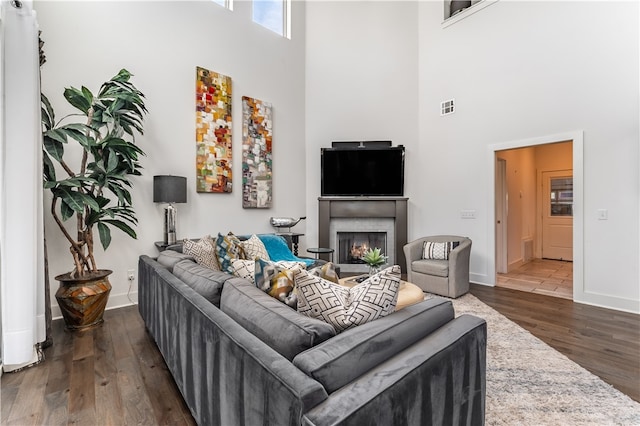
[55,269,112,330]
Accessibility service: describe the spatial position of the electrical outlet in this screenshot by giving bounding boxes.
[127,269,135,281]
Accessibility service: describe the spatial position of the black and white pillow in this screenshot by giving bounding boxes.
[294,265,401,333]
[232,259,256,283]
[422,241,460,260]
[183,235,220,270]
[241,234,270,261]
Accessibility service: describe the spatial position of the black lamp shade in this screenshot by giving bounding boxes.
[153,175,187,203]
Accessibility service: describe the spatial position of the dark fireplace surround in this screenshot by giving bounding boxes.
[318,197,408,273]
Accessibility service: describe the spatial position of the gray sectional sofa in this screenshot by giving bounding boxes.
[138,244,487,425]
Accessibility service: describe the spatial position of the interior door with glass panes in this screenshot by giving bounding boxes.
[542,170,573,261]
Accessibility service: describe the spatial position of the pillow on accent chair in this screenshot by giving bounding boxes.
[215,232,246,274]
[258,234,315,267]
[255,258,304,308]
[294,265,401,332]
[182,235,220,271]
[241,234,270,261]
[422,241,460,260]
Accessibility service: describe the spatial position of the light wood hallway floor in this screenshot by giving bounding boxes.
[497,258,573,299]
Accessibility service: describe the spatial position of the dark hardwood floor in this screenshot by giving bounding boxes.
[470,284,640,403]
[1,306,196,426]
[2,284,638,425]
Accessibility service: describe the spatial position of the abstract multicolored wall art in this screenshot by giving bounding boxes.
[242,96,272,208]
[195,66,233,193]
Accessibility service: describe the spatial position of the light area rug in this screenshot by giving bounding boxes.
[434,293,640,425]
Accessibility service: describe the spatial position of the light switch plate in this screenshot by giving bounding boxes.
[461,209,476,219]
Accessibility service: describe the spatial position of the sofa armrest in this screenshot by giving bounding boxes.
[301,314,486,426]
[293,297,454,393]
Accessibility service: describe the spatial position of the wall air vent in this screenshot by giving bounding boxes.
[440,99,455,116]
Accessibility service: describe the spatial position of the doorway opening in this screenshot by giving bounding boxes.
[494,140,574,300]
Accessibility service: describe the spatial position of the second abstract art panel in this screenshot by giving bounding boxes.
[242,96,272,208]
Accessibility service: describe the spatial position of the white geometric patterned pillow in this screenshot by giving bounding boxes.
[232,259,255,283]
[294,265,401,333]
[182,235,220,271]
[241,234,270,261]
[422,241,460,260]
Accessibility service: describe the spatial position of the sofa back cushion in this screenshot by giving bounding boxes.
[220,278,336,361]
[173,259,233,307]
[156,250,194,272]
[292,297,454,393]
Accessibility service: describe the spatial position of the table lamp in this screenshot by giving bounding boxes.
[153,175,187,245]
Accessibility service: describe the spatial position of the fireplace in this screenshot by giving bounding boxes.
[337,232,387,265]
[318,197,408,274]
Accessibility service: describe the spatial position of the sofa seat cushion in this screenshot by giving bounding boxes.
[156,250,194,272]
[220,278,336,361]
[173,259,233,307]
[293,297,455,393]
[411,258,449,278]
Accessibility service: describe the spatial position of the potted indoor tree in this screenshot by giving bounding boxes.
[41,69,147,330]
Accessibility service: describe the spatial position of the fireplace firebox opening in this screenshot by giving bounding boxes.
[337,232,387,265]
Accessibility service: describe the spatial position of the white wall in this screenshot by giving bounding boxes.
[305,1,420,249]
[34,0,307,314]
[417,1,638,312]
[306,1,639,312]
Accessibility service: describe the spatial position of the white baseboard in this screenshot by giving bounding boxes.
[574,291,640,315]
[51,291,138,320]
[470,272,491,286]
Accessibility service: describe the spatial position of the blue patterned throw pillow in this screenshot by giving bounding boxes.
[254,258,303,308]
[215,232,246,274]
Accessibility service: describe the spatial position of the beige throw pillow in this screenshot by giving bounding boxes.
[183,235,220,271]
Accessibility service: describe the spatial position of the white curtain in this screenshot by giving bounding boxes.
[0,0,46,370]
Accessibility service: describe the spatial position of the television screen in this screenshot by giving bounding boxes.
[321,146,405,196]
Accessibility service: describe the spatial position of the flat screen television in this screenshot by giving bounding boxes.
[321,146,405,196]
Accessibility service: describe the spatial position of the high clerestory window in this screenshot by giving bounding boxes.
[253,0,291,38]
[212,0,233,10]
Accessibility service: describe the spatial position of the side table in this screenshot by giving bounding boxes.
[154,241,170,252]
[276,232,304,256]
[307,247,334,262]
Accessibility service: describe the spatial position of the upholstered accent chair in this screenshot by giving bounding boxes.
[403,235,472,298]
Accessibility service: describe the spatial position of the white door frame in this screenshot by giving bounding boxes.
[487,130,584,301]
[495,158,508,273]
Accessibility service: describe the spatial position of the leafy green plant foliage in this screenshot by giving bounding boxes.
[42,69,147,277]
[361,247,388,267]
